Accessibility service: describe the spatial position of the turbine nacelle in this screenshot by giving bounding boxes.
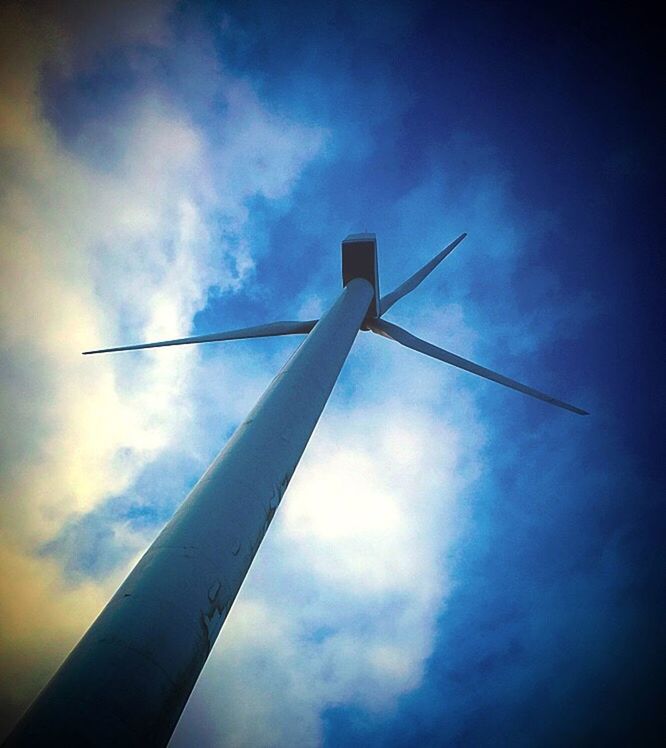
[341,233,380,324]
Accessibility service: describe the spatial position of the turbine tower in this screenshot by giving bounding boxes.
[6,233,587,747]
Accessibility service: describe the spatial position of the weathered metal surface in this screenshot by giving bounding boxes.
[6,278,374,747]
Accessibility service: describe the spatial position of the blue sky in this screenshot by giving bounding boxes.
[0,0,663,744]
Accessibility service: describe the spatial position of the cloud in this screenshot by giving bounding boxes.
[0,543,116,712]
[0,1,323,734]
[172,379,486,747]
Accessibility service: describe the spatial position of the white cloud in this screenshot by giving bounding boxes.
[172,341,486,746]
[0,2,323,727]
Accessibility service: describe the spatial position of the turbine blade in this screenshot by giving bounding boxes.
[379,233,467,316]
[83,320,318,355]
[369,319,588,415]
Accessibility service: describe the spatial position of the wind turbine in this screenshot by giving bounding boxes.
[7,233,587,747]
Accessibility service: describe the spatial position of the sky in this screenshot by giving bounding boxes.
[0,0,663,745]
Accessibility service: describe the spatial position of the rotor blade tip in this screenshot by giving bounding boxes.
[551,401,588,416]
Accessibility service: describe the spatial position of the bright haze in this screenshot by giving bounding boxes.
[0,1,662,745]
